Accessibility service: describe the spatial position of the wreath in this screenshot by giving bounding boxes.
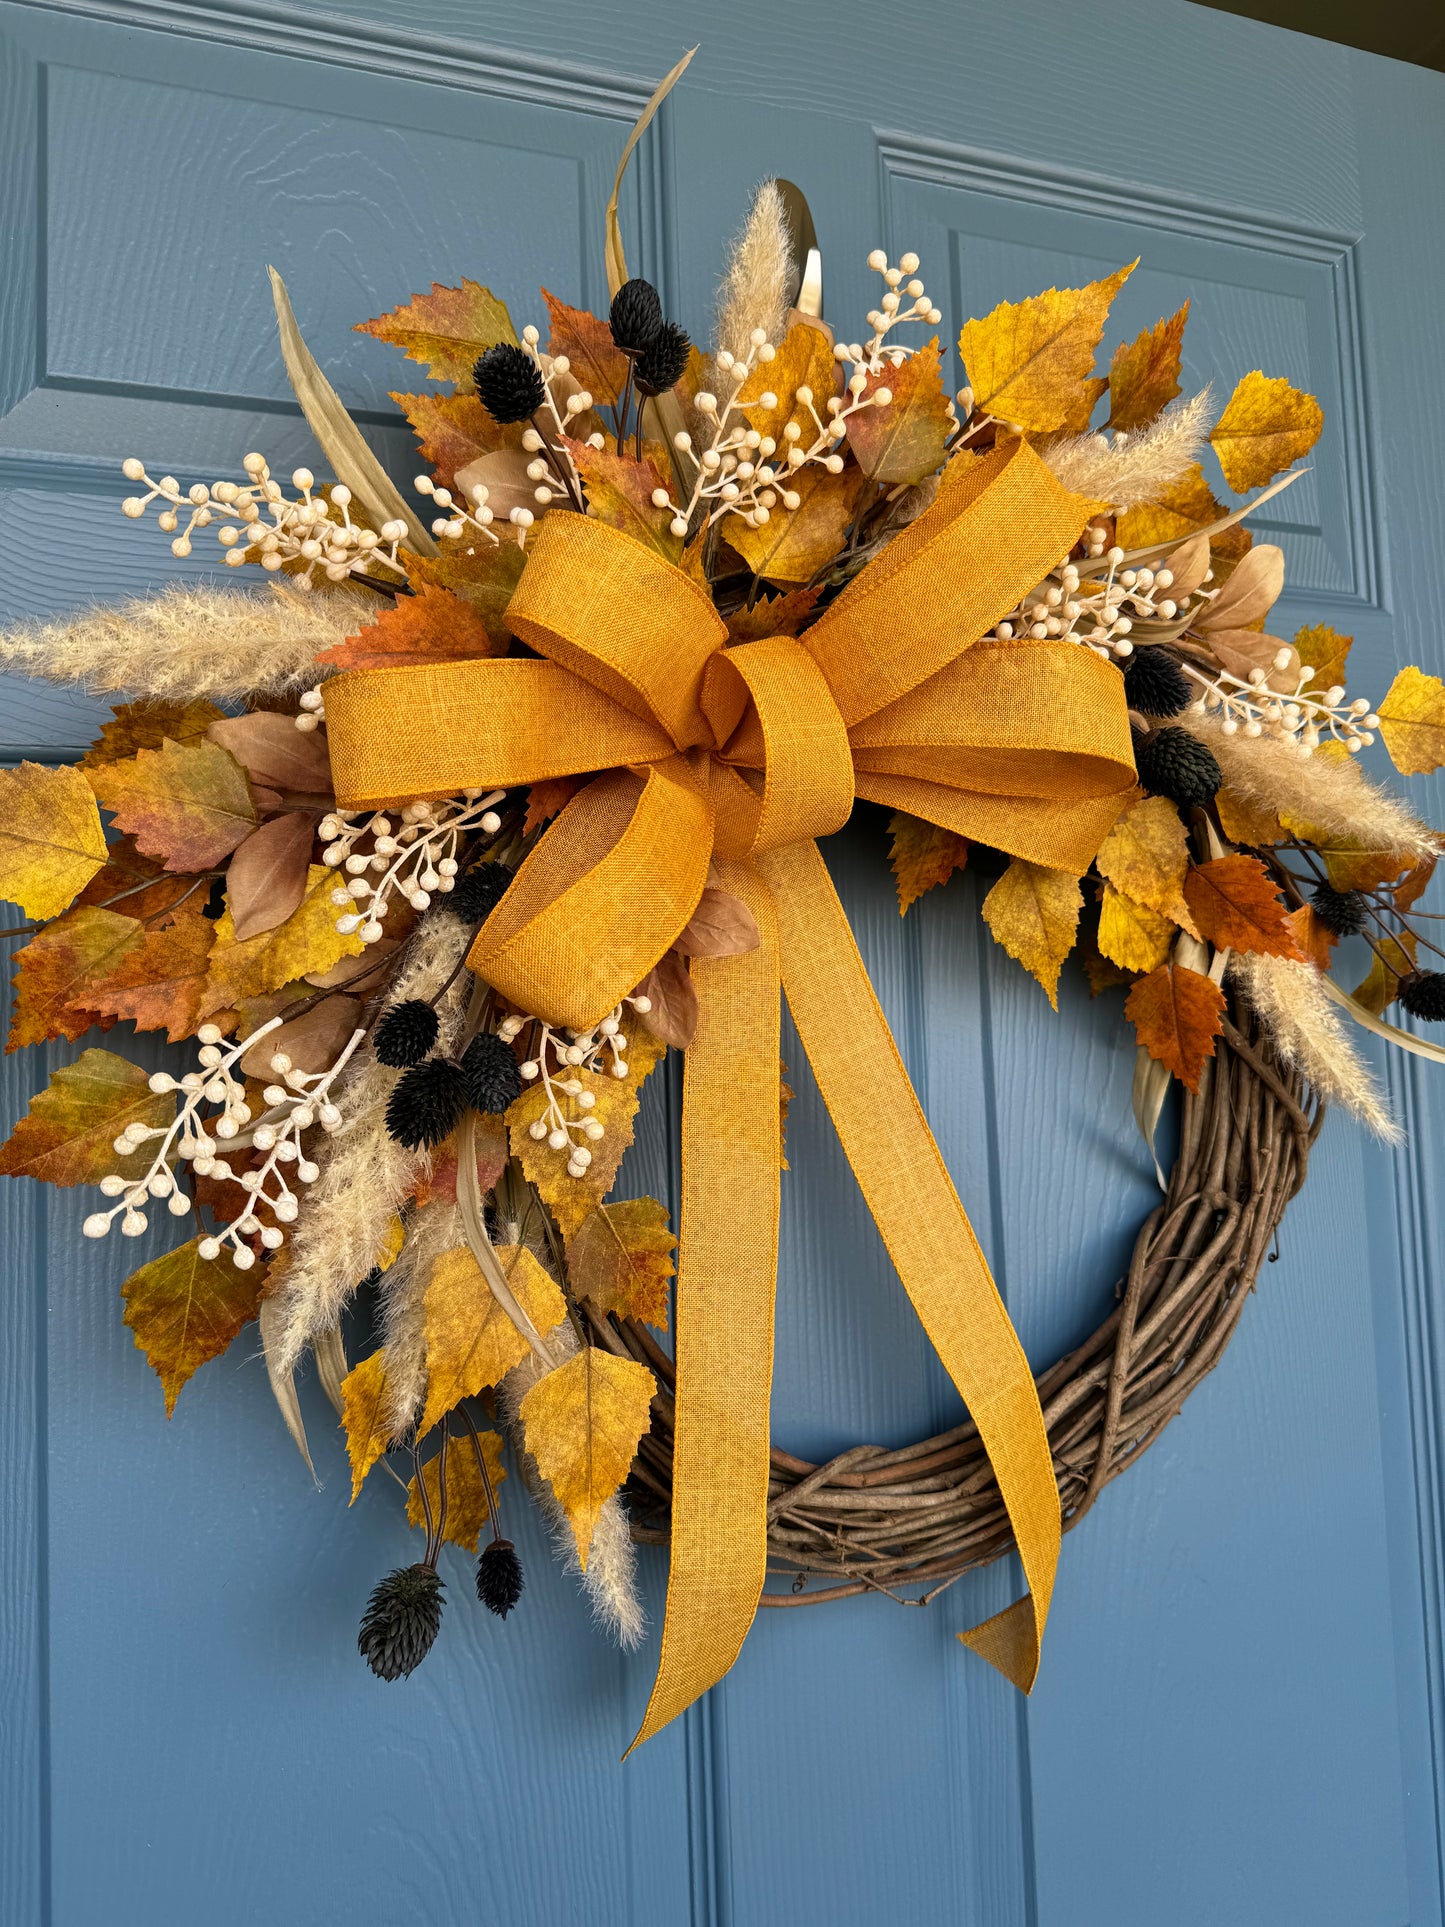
[1,54,1442,1747]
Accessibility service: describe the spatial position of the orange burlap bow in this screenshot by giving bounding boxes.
[323,439,1136,1750]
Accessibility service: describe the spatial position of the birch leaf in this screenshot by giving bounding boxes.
[1216,786,1284,848]
[1295,623,1352,696]
[1108,304,1187,432]
[888,811,969,914]
[1289,903,1336,971]
[981,858,1083,1008]
[566,1197,676,1329]
[76,897,217,1042]
[340,1350,393,1502]
[958,261,1135,435]
[845,338,953,484]
[122,1235,267,1416]
[89,740,257,873]
[726,464,857,584]
[419,1242,567,1435]
[1094,794,1197,930]
[1210,371,1324,493]
[81,699,225,769]
[1097,883,1176,973]
[1125,962,1226,1093]
[738,318,839,444]
[199,865,365,1016]
[407,1428,507,1553]
[1378,666,1445,775]
[8,907,143,1049]
[507,1029,666,1238]
[0,763,108,919]
[0,1047,173,1187]
[1353,927,1417,1015]
[1182,854,1301,957]
[519,1346,656,1565]
[356,280,518,384]
[1117,463,1250,560]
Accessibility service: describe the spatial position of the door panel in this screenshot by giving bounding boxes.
[2,3,1443,1924]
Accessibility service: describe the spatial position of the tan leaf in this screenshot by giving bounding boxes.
[738,318,840,444]
[122,1235,267,1416]
[1182,854,1300,957]
[1108,304,1188,432]
[206,714,332,796]
[238,996,359,1079]
[314,581,500,673]
[726,464,858,585]
[80,699,226,769]
[224,812,316,942]
[1125,962,1226,1092]
[420,1243,566,1435]
[77,897,217,1042]
[981,858,1083,1008]
[1295,623,1352,696]
[406,1428,508,1553]
[543,289,629,406]
[199,865,365,1016]
[1097,883,1176,973]
[1206,630,1298,696]
[0,1047,173,1187]
[1378,666,1445,775]
[89,739,257,872]
[452,447,540,525]
[888,811,969,914]
[1159,533,1212,597]
[1093,794,1196,929]
[958,261,1136,435]
[673,886,761,958]
[340,1350,393,1502]
[844,338,952,484]
[507,1028,666,1238]
[7,906,143,1049]
[356,280,518,384]
[633,951,697,1049]
[1210,371,1324,493]
[519,1346,656,1565]
[566,1197,675,1329]
[0,762,108,919]
[1195,543,1284,632]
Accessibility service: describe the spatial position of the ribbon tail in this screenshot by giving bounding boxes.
[756,838,1061,1692]
[627,858,782,1755]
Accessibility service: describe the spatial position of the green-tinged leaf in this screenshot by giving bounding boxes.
[357,280,518,384]
[122,1235,267,1416]
[0,762,108,919]
[0,1047,174,1187]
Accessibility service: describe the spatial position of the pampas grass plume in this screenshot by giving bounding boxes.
[1230,950,1400,1140]
[1043,391,1214,509]
[715,180,792,364]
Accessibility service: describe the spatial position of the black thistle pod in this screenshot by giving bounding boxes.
[373,999,441,1069]
[1399,970,1445,1022]
[447,861,516,924]
[1132,725,1222,810]
[1309,883,1368,937]
[459,1032,523,1115]
[1122,647,1192,719]
[635,320,692,397]
[476,1540,525,1619]
[385,1057,468,1150]
[473,342,545,424]
[358,1564,445,1681]
[608,277,663,355]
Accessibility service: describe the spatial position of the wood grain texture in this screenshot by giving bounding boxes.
[0,2,1443,1924]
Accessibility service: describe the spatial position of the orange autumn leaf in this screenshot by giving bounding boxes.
[77,896,217,1042]
[543,289,629,406]
[888,811,969,914]
[0,1047,174,1188]
[845,338,953,485]
[88,738,257,873]
[1182,854,1300,957]
[356,280,518,384]
[1210,371,1324,493]
[1108,303,1188,432]
[724,587,823,642]
[0,762,109,920]
[404,542,527,651]
[393,389,526,491]
[1288,903,1335,971]
[314,581,500,672]
[1125,962,1226,1093]
[566,1197,676,1330]
[524,776,584,836]
[7,906,143,1050]
[122,1235,268,1416]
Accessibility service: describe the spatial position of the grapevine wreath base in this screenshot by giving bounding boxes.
[617,998,1320,1603]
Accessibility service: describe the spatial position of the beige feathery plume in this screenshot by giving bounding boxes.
[1181,707,1440,864]
[497,1325,646,1650]
[715,179,793,363]
[269,916,473,1377]
[0,579,375,701]
[379,1200,460,1440]
[1042,390,1214,509]
[1229,950,1400,1140]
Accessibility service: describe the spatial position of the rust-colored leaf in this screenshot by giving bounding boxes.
[1182,854,1301,957]
[81,699,226,769]
[7,906,143,1049]
[404,540,527,651]
[1288,903,1336,971]
[122,1235,267,1416]
[77,897,217,1042]
[569,442,682,565]
[89,739,257,873]
[357,280,518,384]
[393,389,527,491]
[0,1047,174,1187]
[888,810,969,914]
[1108,304,1188,432]
[0,762,109,920]
[566,1197,675,1329]
[1125,962,1226,1092]
[314,581,499,673]
[543,289,629,406]
[524,776,584,836]
[844,338,952,484]
[223,812,316,942]
[633,951,697,1049]
[724,587,823,642]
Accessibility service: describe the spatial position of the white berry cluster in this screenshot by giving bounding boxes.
[119,455,410,588]
[502,994,653,1179]
[82,1017,365,1268]
[1185,663,1381,755]
[988,531,1180,661]
[319,790,505,942]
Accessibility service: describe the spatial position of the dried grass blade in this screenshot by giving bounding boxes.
[604,48,696,298]
[1319,974,1445,1067]
[258,1293,317,1481]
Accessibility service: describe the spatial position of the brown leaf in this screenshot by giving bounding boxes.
[224,812,316,942]
[673,886,761,958]
[1108,303,1188,432]
[7,906,143,1049]
[122,1235,267,1416]
[340,1350,392,1502]
[238,996,359,1079]
[206,714,332,796]
[420,1242,567,1435]
[1182,854,1300,957]
[519,1346,656,1565]
[356,280,518,384]
[0,1047,174,1187]
[1125,962,1225,1092]
[888,811,969,914]
[74,837,183,922]
[393,389,526,492]
[81,698,226,769]
[543,289,629,407]
[406,1429,507,1553]
[726,464,858,585]
[411,1115,508,1209]
[313,581,499,673]
[779,1059,794,1171]
[633,951,698,1048]
[1081,941,1137,995]
[524,776,584,837]
[89,739,257,873]
[724,587,823,643]
[566,1197,675,1329]
[452,447,539,524]
[78,897,217,1042]
[1210,371,1324,493]
[844,338,952,484]
[0,762,109,920]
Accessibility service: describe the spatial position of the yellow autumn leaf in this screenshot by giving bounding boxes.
[566,1197,676,1330]
[519,1346,656,1566]
[507,1028,666,1238]
[199,865,365,1016]
[372,1214,405,1272]
[340,1350,393,1502]
[887,810,969,914]
[0,762,108,920]
[1378,666,1445,775]
[121,1235,266,1416]
[1209,371,1323,494]
[1295,623,1352,696]
[980,857,1083,1008]
[1216,786,1284,847]
[958,261,1135,435]
[737,318,839,444]
[1116,463,1240,556]
[406,1428,507,1553]
[726,464,858,585]
[1108,304,1188,433]
[1097,882,1177,973]
[419,1242,567,1436]
[1093,794,1198,932]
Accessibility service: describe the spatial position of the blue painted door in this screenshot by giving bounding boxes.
[2,3,1443,1923]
